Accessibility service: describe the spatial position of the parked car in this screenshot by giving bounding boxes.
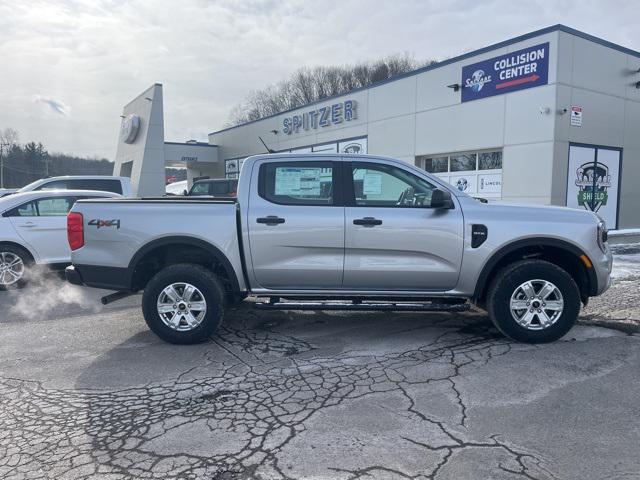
[0,190,121,288]
[16,175,132,196]
[165,180,188,196]
[67,154,612,345]
[188,178,238,197]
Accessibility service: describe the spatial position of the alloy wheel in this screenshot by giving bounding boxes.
[0,252,25,286]
[509,279,564,330]
[156,282,207,331]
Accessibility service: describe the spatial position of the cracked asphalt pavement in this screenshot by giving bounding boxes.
[0,255,639,479]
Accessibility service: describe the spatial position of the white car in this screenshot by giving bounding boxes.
[16,175,132,197]
[0,190,121,288]
[0,188,18,198]
[165,179,188,196]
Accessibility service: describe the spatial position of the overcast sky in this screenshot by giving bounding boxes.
[0,0,637,160]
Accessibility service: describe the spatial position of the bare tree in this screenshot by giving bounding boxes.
[0,127,19,148]
[227,53,435,126]
[0,127,19,188]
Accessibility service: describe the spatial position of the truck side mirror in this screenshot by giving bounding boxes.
[430,188,454,209]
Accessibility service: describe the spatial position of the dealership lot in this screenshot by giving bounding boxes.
[0,249,638,479]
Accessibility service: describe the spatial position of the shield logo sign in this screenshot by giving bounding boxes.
[575,162,612,212]
[566,145,621,229]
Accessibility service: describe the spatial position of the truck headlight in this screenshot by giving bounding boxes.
[597,220,608,252]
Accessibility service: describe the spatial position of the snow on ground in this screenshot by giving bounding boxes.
[611,243,640,281]
[581,243,639,332]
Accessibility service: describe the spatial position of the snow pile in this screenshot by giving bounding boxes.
[611,243,640,281]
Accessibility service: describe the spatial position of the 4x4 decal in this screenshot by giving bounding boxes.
[88,219,120,229]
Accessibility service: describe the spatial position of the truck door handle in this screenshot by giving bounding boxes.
[353,217,382,226]
[256,216,285,225]
[20,222,36,228]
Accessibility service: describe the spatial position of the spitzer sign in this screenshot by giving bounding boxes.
[461,43,549,102]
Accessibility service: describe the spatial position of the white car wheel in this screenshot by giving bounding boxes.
[0,251,25,287]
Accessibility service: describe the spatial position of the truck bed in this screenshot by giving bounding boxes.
[70,198,245,291]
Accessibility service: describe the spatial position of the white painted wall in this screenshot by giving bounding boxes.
[207,27,640,226]
[113,84,166,197]
[553,31,640,228]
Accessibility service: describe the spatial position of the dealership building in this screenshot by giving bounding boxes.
[115,25,640,229]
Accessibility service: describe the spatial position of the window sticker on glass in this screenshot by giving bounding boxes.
[363,172,382,195]
[275,168,322,196]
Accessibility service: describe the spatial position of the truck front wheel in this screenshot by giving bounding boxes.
[142,263,224,344]
[487,260,581,343]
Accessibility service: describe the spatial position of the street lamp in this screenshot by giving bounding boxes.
[0,141,9,188]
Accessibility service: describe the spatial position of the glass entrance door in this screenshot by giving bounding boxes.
[566,144,621,229]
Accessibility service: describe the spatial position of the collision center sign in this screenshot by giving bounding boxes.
[461,43,549,102]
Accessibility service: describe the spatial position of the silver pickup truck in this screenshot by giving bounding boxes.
[66,154,612,344]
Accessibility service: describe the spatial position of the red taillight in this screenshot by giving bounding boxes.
[67,212,84,250]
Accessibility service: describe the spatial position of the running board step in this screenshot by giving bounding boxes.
[254,301,471,312]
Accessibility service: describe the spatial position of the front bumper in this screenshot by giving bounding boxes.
[592,244,614,296]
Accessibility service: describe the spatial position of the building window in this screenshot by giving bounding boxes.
[278,137,368,156]
[415,149,503,198]
[450,153,477,172]
[479,151,502,170]
[422,156,448,173]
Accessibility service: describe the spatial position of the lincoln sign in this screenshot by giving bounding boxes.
[282,100,357,135]
[461,43,549,102]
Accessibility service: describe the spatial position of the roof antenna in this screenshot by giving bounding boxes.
[258,136,275,153]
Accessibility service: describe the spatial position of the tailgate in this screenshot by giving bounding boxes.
[69,198,243,289]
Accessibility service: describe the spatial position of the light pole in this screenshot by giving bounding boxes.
[0,141,8,189]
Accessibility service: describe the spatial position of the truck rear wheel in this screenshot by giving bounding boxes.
[142,263,224,344]
[487,260,580,343]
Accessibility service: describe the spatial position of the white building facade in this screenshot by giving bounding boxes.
[206,25,640,230]
[113,84,222,197]
[115,25,639,229]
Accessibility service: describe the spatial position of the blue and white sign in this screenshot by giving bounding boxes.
[461,43,549,102]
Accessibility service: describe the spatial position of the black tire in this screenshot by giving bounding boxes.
[0,244,33,291]
[487,260,580,343]
[142,263,225,344]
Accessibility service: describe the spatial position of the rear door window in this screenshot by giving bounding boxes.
[4,197,75,217]
[36,180,68,190]
[210,181,236,195]
[72,179,123,194]
[35,197,74,216]
[259,162,335,206]
[4,201,38,217]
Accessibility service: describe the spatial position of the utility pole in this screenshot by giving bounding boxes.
[0,141,7,189]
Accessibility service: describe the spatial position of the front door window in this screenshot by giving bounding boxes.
[351,163,436,208]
